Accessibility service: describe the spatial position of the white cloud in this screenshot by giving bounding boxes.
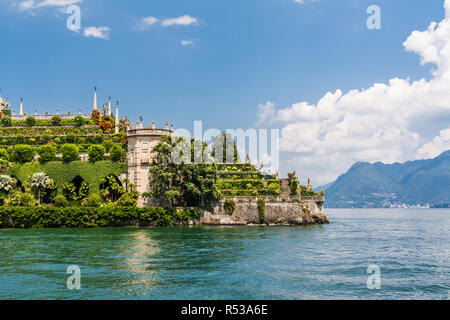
[417,129,450,159]
[142,16,159,26]
[181,40,194,46]
[83,26,110,40]
[162,15,198,27]
[18,0,81,10]
[258,0,450,185]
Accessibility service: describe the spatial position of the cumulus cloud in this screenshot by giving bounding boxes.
[18,0,81,11]
[181,40,194,46]
[83,26,110,40]
[142,16,159,26]
[257,0,450,186]
[161,15,198,27]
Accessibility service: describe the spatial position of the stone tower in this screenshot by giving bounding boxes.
[127,123,173,207]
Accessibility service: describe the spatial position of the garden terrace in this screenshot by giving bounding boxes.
[215,163,282,198]
[8,161,127,194]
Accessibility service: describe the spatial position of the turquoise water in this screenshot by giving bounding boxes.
[0,209,448,300]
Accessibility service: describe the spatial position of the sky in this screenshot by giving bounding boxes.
[0,0,449,185]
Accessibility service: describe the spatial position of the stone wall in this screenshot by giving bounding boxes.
[200,198,328,226]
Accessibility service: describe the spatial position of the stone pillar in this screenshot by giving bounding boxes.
[20,98,23,116]
[108,97,111,116]
[93,87,98,111]
[115,101,119,134]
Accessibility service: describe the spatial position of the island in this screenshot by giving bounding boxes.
[0,89,328,228]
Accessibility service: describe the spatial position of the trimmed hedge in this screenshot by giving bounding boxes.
[216,179,264,189]
[8,161,127,194]
[0,206,201,228]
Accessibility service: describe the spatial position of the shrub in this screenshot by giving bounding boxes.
[11,145,35,163]
[37,144,56,163]
[102,140,114,152]
[19,192,35,207]
[51,116,62,126]
[25,116,37,127]
[61,182,77,201]
[60,144,79,163]
[224,199,235,215]
[74,116,85,127]
[257,198,265,224]
[2,110,11,116]
[290,178,299,195]
[116,191,139,207]
[0,148,9,161]
[66,133,76,143]
[29,173,53,205]
[0,175,14,193]
[88,145,106,163]
[86,194,103,207]
[1,116,11,127]
[110,145,125,162]
[54,195,69,207]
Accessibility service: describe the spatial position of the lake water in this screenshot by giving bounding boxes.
[0,209,448,300]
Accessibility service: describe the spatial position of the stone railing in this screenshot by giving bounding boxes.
[221,194,325,203]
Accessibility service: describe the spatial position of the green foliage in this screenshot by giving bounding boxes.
[0,148,9,161]
[212,133,240,163]
[110,144,125,162]
[74,116,85,127]
[25,116,37,127]
[51,116,62,126]
[11,144,35,163]
[290,178,299,195]
[300,185,316,197]
[7,161,126,195]
[29,172,53,205]
[66,133,76,143]
[102,140,114,152]
[88,145,106,163]
[85,193,103,207]
[60,144,79,163]
[2,110,11,116]
[148,136,221,207]
[116,191,139,207]
[224,199,235,215]
[1,116,11,127]
[257,198,265,223]
[54,195,69,207]
[61,182,77,201]
[37,144,56,163]
[0,206,201,228]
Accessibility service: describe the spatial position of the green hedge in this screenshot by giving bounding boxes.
[217,172,261,179]
[0,134,115,146]
[6,119,95,127]
[220,189,281,197]
[8,161,127,194]
[0,125,100,137]
[0,206,201,228]
[216,179,264,189]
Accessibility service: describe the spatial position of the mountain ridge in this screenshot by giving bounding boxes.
[319,151,450,208]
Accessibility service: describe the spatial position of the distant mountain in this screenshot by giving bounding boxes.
[320,151,450,208]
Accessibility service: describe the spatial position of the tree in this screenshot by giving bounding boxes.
[0,148,9,161]
[60,144,79,163]
[74,115,85,127]
[11,145,35,163]
[0,175,14,193]
[100,119,112,134]
[102,140,114,152]
[1,116,11,127]
[88,145,106,163]
[25,116,37,127]
[37,144,56,163]
[148,136,221,207]
[212,132,240,164]
[91,110,101,125]
[51,115,62,126]
[290,178,299,195]
[29,172,53,205]
[110,144,125,162]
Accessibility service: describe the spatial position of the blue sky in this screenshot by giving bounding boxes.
[1,0,449,184]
